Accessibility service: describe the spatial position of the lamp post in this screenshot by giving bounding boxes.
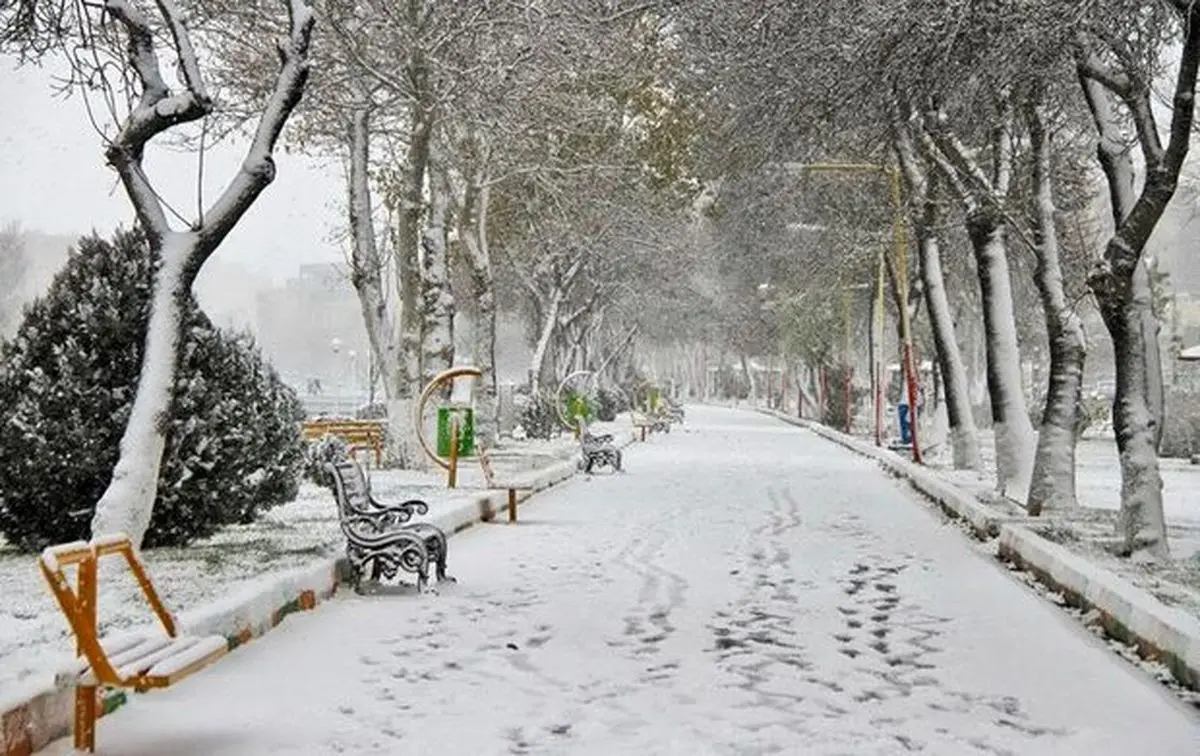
[786,162,922,464]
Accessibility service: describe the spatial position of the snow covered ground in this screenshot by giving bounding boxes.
[44,407,1200,755]
[0,434,579,704]
[921,432,1200,620]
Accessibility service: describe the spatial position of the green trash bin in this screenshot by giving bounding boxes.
[437,405,475,457]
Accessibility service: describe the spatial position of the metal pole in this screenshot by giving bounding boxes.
[891,167,923,464]
[874,248,886,446]
[448,417,459,489]
[842,283,853,433]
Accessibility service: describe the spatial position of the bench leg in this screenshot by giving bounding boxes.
[508,489,517,523]
[75,685,97,752]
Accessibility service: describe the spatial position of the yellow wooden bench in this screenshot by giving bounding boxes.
[39,535,229,753]
[302,419,386,467]
[477,449,540,523]
[630,412,660,441]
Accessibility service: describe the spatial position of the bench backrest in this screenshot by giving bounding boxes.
[302,421,384,442]
[327,460,374,519]
[39,536,179,687]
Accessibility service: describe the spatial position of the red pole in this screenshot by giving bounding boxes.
[903,343,923,464]
[844,365,853,434]
[874,364,884,446]
[820,366,829,421]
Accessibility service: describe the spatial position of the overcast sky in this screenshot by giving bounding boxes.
[0,59,345,283]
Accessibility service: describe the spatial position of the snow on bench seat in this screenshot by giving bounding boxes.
[79,634,228,687]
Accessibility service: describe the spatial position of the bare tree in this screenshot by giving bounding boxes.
[1074,1,1200,558]
[890,123,981,470]
[3,0,315,547]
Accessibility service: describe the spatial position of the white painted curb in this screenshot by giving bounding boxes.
[998,524,1200,690]
[4,425,644,754]
[761,408,1200,693]
[760,410,1004,537]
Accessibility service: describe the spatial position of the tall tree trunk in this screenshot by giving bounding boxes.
[916,186,979,469]
[420,165,454,384]
[460,172,497,448]
[1075,17,1200,556]
[91,235,190,545]
[967,212,1036,501]
[529,289,563,396]
[383,57,434,468]
[395,96,432,399]
[1026,98,1086,515]
[345,107,403,400]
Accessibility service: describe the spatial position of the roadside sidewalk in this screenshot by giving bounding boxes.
[763,409,1200,701]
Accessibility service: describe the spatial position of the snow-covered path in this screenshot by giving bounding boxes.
[50,407,1199,755]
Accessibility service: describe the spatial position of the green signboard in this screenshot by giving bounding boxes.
[436,405,475,457]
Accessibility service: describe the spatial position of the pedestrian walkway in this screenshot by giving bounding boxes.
[45,407,1200,755]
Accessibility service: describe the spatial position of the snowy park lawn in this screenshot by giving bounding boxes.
[929,437,1200,621]
[0,431,586,705]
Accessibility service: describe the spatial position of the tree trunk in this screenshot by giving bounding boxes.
[395,102,431,399]
[916,187,980,469]
[345,108,403,400]
[967,212,1036,501]
[90,2,315,543]
[529,289,562,396]
[420,165,454,385]
[90,235,191,547]
[1074,32,1200,556]
[1026,99,1086,515]
[460,175,497,447]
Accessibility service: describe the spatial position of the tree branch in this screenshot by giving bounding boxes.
[103,0,213,239]
[1076,57,1136,225]
[890,129,924,201]
[1077,43,1166,168]
[194,0,315,266]
[912,119,977,213]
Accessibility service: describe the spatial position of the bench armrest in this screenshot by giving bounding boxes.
[368,495,429,517]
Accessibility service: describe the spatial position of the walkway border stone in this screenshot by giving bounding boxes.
[763,408,1200,695]
[2,429,638,756]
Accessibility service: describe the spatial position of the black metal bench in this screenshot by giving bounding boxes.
[327,460,452,592]
[580,431,622,473]
[663,400,685,424]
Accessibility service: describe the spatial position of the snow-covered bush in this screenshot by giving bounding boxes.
[304,434,351,489]
[0,228,305,551]
[519,393,559,440]
[595,387,627,421]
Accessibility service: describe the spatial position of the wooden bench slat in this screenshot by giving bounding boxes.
[144,636,229,687]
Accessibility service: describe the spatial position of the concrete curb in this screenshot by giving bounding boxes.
[760,410,1006,538]
[762,408,1200,693]
[998,524,1200,691]
[3,427,643,756]
[2,559,344,756]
